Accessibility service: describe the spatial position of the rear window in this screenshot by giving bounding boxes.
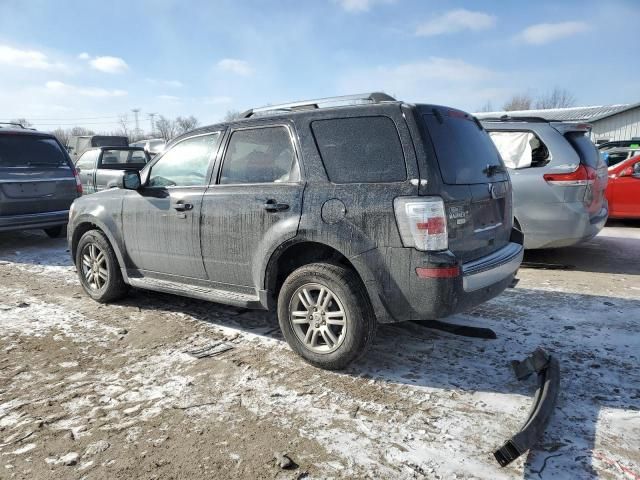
[0,135,68,168]
[92,136,128,147]
[422,112,504,184]
[565,132,599,168]
[100,149,148,167]
[311,116,406,183]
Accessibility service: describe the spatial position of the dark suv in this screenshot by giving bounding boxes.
[1,123,82,237]
[68,93,523,369]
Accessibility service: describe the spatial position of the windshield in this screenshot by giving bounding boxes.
[422,111,505,184]
[0,135,68,168]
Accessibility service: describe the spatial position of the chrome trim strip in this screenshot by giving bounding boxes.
[462,242,523,292]
[474,222,503,233]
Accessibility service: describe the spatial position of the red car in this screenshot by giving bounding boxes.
[606,154,640,218]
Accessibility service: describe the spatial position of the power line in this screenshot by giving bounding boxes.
[2,115,123,121]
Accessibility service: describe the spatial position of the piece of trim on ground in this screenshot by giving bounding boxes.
[494,347,561,467]
[412,320,497,339]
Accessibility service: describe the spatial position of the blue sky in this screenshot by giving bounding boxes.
[0,0,638,132]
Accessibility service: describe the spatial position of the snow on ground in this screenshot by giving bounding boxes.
[0,227,639,479]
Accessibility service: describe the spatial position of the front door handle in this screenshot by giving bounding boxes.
[263,199,289,212]
[173,201,193,212]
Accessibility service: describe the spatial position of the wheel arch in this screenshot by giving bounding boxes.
[70,215,126,272]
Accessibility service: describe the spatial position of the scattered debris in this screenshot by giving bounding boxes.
[274,452,296,470]
[413,320,497,339]
[185,341,234,359]
[85,440,110,456]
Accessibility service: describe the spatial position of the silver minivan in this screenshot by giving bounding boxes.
[0,124,81,237]
[478,116,608,249]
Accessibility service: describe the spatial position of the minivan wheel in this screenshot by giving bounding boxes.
[277,262,377,370]
[44,226,64,238]
[76,230,127,303]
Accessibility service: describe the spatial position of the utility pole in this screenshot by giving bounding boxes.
[148,113,157,137]
[131,108,141,140]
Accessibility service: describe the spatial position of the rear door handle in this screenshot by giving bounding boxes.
[173,201,193,212]
[263,199,289,212]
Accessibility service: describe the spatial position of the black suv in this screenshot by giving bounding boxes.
[1,123,82,237]
[68,93,523,369]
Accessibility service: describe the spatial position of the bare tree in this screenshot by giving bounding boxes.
[50,128,70,146]
[175,115,199,135]
[9,118,32,128]
[70,126,95,136]
[224,110,243,122]
[117,114,131,140]
[534,87,576,109]
[478,101,494,113]
[502,93,533,111]
[155,116,176,141]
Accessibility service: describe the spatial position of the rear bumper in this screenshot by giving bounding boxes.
[517,201,608,249]
[352,236,524,323]
[0,210,69,232]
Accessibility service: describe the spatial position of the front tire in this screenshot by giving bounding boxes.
[75,230,128,303]
[277,262,376,370]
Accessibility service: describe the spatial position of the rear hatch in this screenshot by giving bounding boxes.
[553,124,607,217]
[0,134,77,216]
[420,107,513,263]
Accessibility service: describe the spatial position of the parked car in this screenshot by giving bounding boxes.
[74,147,150,195]
[606,154,640,219]
[0,123,82,237]
[598,139,640,150]
[601,147,640,168]
[68,93,523,369]
[130,138,166,157]
[479,116,608,249]
[67,135,129,162]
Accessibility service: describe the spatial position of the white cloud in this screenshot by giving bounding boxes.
[333,0,394,13]
[416,9,496,36]
[146,78,183,88]
[77,52,90,60]
[0,44,63,70]
[518,21,589,45]
[338,57,502,110]
[204,95,233,105]
[157,94,181,102]
[45,80,127,97]
[88,56,129,74]
[217,58,253,76]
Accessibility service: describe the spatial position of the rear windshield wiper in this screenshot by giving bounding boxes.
[483,164,506,177]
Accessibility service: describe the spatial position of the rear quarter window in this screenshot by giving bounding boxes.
[311,116,406,183]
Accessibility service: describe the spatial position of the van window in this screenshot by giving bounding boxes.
[220,127,298,184]
[0,135,68,168]
[565,132,599,168]
[422,111,505,184]
[488,131,550,169]
[311,116,406,183]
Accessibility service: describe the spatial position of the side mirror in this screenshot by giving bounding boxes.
[121,170,142,190]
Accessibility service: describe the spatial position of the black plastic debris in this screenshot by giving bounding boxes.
[494,347,560,467]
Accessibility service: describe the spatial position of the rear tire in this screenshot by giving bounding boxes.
[277,262,377,370]
[44,226,64,238]
[76,230,128,303]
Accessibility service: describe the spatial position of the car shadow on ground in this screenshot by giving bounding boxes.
[523,224,640,276]
[0,230,70,267]
[121,285,639,479]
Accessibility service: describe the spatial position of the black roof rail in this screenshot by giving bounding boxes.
[0,122,27,129]
[241,92,397,118]
[478,115,549,123]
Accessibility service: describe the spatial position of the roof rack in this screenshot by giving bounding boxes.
[0,122,27,129]
[241,92,397,118]
[478,115,549,123]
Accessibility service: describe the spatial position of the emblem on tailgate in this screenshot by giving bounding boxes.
[448,205,468,225]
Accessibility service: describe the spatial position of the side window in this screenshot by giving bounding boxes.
[75,150,97,170]
[219,127,298,184]
[311,116,406,183]
[148,133,220,187]
[488,131,550,169]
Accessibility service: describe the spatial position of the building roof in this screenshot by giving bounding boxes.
[475,103,640,122]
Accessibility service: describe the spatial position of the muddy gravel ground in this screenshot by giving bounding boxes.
[0,223,639,479]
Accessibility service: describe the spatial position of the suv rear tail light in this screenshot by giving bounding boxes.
[72,168,83,194]
[394,196,448,251]
[543,164,596,186]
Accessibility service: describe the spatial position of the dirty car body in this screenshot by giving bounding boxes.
[69,93,523,369]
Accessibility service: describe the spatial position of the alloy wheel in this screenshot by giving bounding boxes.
[81,243,108,291]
